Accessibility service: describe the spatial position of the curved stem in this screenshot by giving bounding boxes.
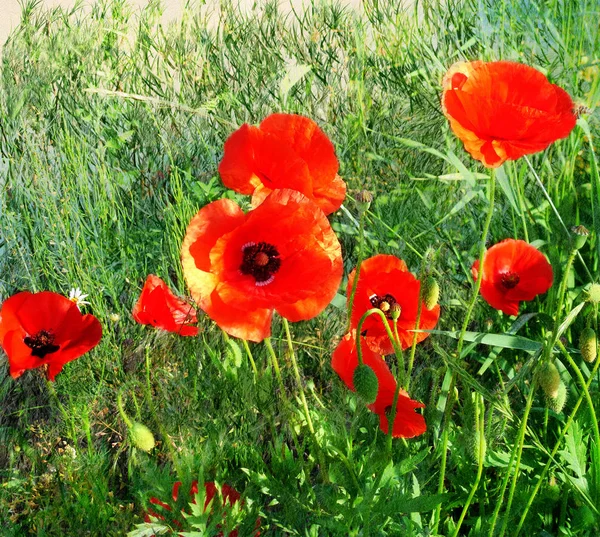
[457,172,496,357]
[497,380,536,537]
[347,211,366,332]
[515,355,600,535]
[116,389,133,428]
[264,337,287,399]
[356,307,405,385]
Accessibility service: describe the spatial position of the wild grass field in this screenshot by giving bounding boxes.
[0,0,599,535]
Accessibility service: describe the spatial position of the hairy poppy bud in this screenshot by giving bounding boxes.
[356,190,373,214]
[586,283,600,304]
[129,422,156,452]
[546,381,567,413]
[422,276,440,310]
[579,327,597,363]
[535,361,561,399]
[571,225,590,250]
[389,302,401,321]
[353,364,379,404]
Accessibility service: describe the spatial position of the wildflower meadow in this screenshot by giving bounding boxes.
[1,0,599,535]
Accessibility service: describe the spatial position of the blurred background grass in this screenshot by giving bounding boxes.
[0,0,599,535]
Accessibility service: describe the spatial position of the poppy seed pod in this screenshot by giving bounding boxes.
[571,225,590,250]
[422,276,440,310]
[579,327,597,363]
[129,422,156,452]
[586,284,600,304]
[356,190,373,214]
[535,361,561,399]
[353,364,379,404]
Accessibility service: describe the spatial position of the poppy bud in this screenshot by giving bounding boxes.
[546,381,567,413]
[389,302,401,321]
[356,190,373,214]
[422,276,440,310]
[535,361,561,399]
[353,364,379,404]
[586,283,600,304]
[579,327,597,363]
[129,422,156,452]
[571,225,590,250]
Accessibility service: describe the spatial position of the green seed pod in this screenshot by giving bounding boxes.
[422,276,440,310]
[571,225,590,250]
[579,327,597,363]
[356,190,373,214]
[129,422,156,452]
[353,364,379,404]
[546,381,567,413]
[535,361,561,399]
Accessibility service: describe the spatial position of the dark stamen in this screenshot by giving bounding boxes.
[24,330,60,358]
[240,242,281,285]
[369,293,399,319]
[500,272,520,290]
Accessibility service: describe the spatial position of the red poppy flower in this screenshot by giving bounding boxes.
[0,291,102,380]
[331,332,426,438]
[442,60,577,168]
[132,275,198,336]
[145,480,260,537]
[181,189,343,342]
[471,238,553,316]
[218,113,346,215]
[347,254,440,355]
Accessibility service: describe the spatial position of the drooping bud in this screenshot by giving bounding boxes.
[571,225,590,250]
[546,381,567,413]
[356,190,373,214]
[389,302,401,321]
[586,283,600,304]
[422,276,440,310]
[535,361,561,399]
[129,422,156,452]
[579,327,597,363]
[353,364,379,404]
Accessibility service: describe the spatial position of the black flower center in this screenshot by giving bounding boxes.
[240,242,281,286]
[500,272,520,290]
[370,293,399,319]
[24,330,60,358]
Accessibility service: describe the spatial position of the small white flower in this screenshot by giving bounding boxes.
[68,287,90,309]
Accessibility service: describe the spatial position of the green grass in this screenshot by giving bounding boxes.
[1,0,600,535]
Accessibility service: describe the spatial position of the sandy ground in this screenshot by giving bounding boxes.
[0,0,362,49]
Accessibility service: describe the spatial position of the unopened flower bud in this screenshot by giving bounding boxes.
[353,364,379,404]
[580,327,597,363]
[129,422,156,452]
[422,276,440,310]
[389,302,401,321]
[586,283,600,304]
[535,361,561,399]
[546,381,567,413]
[571,225,590,250]
[356,190,373,213]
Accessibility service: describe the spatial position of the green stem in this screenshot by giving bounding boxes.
[514,355,600,535]
[386,320,406,455]
[242,339,258,377]
[457,171,496,357]
[356,308,405,385]
[497,380,536,537]
[282,318,315,435]
[406,257,427,390]
[264,337,287,399]
[347,211,366,332]
[452,395,485,537]
[116,389,133,428]
[46,380,75,440]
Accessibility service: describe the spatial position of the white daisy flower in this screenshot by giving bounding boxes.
[68,287,90,309]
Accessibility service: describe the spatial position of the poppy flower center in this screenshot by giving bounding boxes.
[240,242,281,286]
[370,293,399,319]
[24,330,60,358]
[500,272,520,290]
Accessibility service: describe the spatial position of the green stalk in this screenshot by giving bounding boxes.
[406,256,427,390]
[452,394,485,537]
[264,337,287,399]
[457,172,496,357]
[242,339,258,378]
[347,210,366,332]
[515,355,600,535]
[497,380,536,537]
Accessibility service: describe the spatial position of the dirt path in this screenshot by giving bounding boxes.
[1,0,362,49]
